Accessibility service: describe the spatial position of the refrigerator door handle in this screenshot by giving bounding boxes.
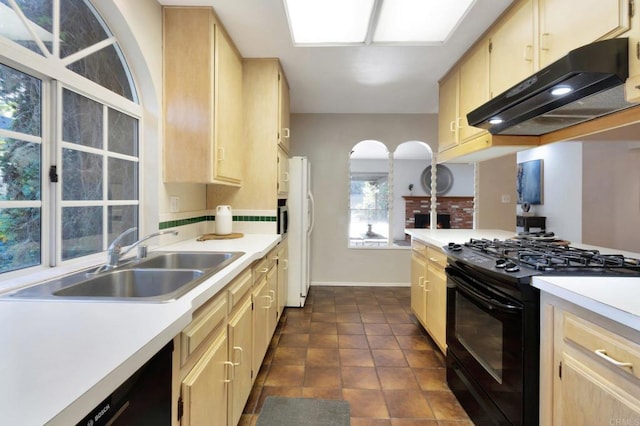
[307,192,315,234]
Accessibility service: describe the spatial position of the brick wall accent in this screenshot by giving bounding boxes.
[403,196,474,230]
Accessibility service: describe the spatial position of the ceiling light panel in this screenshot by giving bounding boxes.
[373,0,475,43]
[284,0,375,44]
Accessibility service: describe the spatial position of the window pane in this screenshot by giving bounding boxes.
[59,0,108,58]
[62,89,102,148]
[67,44,135,101]
[0,63,41,135]
[0,207,41,272]
[62,206,102,260]
[108,108,137,156]
[109,205,137,244]
[62,148,102,200]
[0,137,41,201]
[0,0,53,55]
[108,157,137,200]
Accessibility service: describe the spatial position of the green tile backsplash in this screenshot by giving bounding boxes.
[159,215,276,229]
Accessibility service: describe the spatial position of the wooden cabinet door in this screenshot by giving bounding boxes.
[425,261,447,353]
[489,0,535,97]
[278,69,291,153]
[181,328,228,426]
[539,0,630,67]
[277,147,289,196]
[266,264,279,337]
[555,352,640,425]
[214,26,243,184]
[276,240,289,321]
[228,297,253,426]
[252,277,270,373]
[459,39,490,143]
[411,254,428,325]
[438,70,459,153]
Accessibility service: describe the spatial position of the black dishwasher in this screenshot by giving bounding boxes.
[76,341,173,426]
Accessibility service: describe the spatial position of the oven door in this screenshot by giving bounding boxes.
[446,265,524,425]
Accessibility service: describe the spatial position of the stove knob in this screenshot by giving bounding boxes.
[505,262,520,273]
[495,259,507,268]
[448,242,463,251]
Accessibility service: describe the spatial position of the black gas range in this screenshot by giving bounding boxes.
[444,236,640,426]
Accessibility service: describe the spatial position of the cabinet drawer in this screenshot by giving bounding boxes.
[427,247,447,268]
[228,268,252,311]
[181,293,227,365]
[411,240,427,257]
[563,312,640,380]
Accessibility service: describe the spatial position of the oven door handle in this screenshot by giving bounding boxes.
[453,277,523,313]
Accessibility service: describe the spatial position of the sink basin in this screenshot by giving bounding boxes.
[54,269,205,299]
[135,251,243,271]
[6,250,245,302]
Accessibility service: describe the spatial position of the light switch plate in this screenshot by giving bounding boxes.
[169,196,180,213]
[501,194,511,203]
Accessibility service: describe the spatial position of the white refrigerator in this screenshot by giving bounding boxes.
[286,156,315,307]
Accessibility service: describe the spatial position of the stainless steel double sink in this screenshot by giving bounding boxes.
[7,251,244,302]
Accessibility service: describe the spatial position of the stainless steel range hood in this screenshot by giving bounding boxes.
[467,38,636,136]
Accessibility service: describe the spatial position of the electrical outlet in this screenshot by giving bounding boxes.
[169,196,180,213]
[501,194,511,203]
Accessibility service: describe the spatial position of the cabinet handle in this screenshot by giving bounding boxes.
[283,172,290,182]
[449,120,456,132]
[233,346,243,366]
[456,117,463,129]
[283,128,290,138]
[269,290,276,306]
[424,280,430,292]
[224,361,235,383]
[217,147,225,161]
[283,259,289,270]
[418,276,424,288]
[429,257,439,262]
[524,45,533,62]
[594,349,633,369]
[260,267,269,273]
[541,33,550,51]
[262,295,271,308]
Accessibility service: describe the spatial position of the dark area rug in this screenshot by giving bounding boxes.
[257,396,350,426]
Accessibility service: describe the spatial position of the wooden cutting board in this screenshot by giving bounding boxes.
[197,232,244,241]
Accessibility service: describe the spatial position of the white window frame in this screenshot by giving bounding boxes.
[0,0,142,289]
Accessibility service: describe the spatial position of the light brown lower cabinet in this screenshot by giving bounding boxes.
[173,241,287,425]
[180,328,229,426]
[227,295,253,426]
[410,239,447,354]
[540,293,640,425]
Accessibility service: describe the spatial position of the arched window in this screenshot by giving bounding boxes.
[349,140,390,248]
[0,0,140,278]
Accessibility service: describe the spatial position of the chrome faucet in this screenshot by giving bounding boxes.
[104,227,179,269]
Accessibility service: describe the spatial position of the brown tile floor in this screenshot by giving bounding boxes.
[239,286,473,426]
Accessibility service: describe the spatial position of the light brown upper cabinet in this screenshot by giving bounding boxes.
[489,0,535,97]
[539,0,631,68]
[163,7,243,185]
[278,69,291,153]
[438,39,490,154]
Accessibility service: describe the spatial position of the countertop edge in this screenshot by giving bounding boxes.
[532,277,640,332]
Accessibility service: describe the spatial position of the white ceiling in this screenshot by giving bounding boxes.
[157,0,514,114]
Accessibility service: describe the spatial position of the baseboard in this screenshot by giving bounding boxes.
[311,281,410,287]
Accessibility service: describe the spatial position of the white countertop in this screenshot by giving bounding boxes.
[0,233,280,426]
[404,228,516,250]
[532,276,640,332]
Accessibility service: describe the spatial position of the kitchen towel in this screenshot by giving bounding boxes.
[257,396,350,426]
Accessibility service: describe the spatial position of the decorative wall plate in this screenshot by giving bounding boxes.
[420,164,454,195]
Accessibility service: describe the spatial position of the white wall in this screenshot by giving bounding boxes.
[291,113,437,286]
[582,141,640,252]
[517,143,583,242]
